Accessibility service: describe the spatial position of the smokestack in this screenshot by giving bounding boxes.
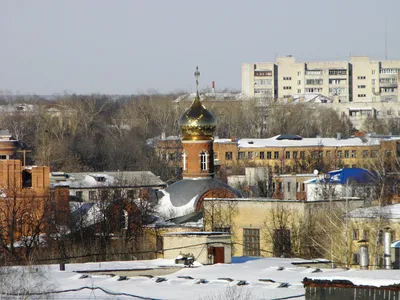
[384,228,392,269]
[212,81,215,94]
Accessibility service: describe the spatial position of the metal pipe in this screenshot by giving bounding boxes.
[384,230,392,269]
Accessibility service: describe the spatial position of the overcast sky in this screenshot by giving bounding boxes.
[1,0,399,95]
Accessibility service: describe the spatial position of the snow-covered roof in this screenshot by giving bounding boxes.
[215,135,398,148]
[347,204,400,219]
[51,171,167,189]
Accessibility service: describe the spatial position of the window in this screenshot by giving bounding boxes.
[372,70,376,75]
[363,229,369,240]
[283,86,292,90]
[225,152,233,160]
[259,151,265,159]
[358,94,366,97]
[254,70,272,76]
[300,151,305,159]
[326,151,331,158]
[283,77,292,80]
[353,229,359,240]
[357,76,366,80]
[213,226,231,233]
[255,79,272,85]
[391,230,396,242]
[305,69,323,75]
[243,228,260,256]
[297,89,301,94]
[351,150,357,158]
[278,182,283,192]
[285,151,291,159]
[89,191,96,200]
[200,152,208,171]
[352,253,360,264]
[357,85,366,88]
[293,151,298,159]
[371,150,377,158]
[267,151,272,159]
[274,151,280,159]
[297,80,301,85]
[302,183,305,191]
[363,150,369,158]
[0,155,6,160]
[306,79,323,85]
[127,189,135,199]
[296,182,300,192]
[76,191,83,200]
[287,182,291,192]
[101,190,109,199]
[337,150,342,158]
[297,71,301,76]
[182,152,188,171]
[248,152,253,159]
[273,229,291,257]
[238,152,245,160]
[372,79,376,85]
[329,69,347,75]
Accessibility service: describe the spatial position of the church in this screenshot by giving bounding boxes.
[156,67,241,220]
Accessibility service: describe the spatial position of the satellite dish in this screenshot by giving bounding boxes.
[313,169,319,176]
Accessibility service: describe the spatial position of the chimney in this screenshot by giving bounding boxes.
[212,81,215,94]
[161,132,166,140]
[231,136,236,142]
[336,132,342,140]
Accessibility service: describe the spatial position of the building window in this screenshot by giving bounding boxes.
[127,189,135,199]
[0,155,6,160]
[391,230,396,242]
[283,77,292,80]
[353,229,359,240]
[300,151,305,159]
[243,228,260,256]
[260,151,265,159]
[89,191,96,200]
[297,80,301,85]
[285,151,291,159]
[273,229,291,257]
[287,182,291,192]
[337,150,342,158]
[274,151,279,159]
[329,69,347,75]
[297,89,301,93]
[278,182,283,192]
[372,70,376,75]
[254,70,272,76]
[358,94,366,97]
[182,151,187,171]
[76,191,83,200]
[238,152,245,160]
[283,86,292,90]
[357,85,366,88]
[213,226,231,233]
[306,79,323,85]
[357,76,366,80]
[248,152,253,159]
[371,150,377,158]
[225,152,233,160]
[292,151,297,159]
[363,150,369,158]
[352,253,360,264]
[351,150,357,158]
[267,151,272,159]
[200,152,208,170]
[363,229,369,240]
[296,182,300,192]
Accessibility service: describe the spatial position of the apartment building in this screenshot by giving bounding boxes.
[242,56,400,104]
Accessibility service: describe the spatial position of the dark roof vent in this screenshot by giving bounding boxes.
[248,141,254,144]
[276,134,302,140]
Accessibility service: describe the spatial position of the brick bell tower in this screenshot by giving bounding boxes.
[179,67,217,179]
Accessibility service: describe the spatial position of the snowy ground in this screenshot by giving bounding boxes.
[2,257,400,299]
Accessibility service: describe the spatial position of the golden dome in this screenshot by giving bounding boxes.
[179,93,217,140]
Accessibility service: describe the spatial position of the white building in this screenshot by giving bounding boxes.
[242,56,400,105]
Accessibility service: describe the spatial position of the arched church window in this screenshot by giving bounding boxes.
[200,152,208,171]
[182,151,188,171]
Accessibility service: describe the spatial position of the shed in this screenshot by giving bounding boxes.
[162,232,232,265]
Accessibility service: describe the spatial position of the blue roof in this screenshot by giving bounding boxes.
[312,168,377,184]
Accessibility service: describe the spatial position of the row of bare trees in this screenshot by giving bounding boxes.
[0,93,355,180]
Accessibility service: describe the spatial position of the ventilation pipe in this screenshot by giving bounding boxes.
[384,228,392,269]
[359,240,369,270]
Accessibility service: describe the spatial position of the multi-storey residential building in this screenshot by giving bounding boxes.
[242,56,400,104]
